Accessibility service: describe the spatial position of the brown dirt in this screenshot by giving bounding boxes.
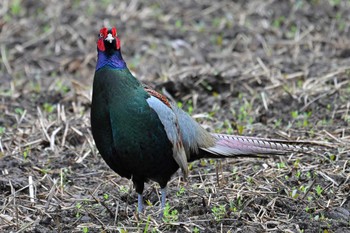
[0,0,349,232]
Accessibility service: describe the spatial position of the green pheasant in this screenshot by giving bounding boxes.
[91,27,308,212]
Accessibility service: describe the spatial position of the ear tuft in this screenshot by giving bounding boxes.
[116,37,120,50]
[111,27,117,37]
[100,27,108,37]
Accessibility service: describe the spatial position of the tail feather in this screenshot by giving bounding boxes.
[201,133,310,157]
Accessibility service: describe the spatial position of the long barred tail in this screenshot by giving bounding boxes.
[201,133,312,157]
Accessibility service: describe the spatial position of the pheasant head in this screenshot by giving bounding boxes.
[96,27,125,70]
[97,27,121,53]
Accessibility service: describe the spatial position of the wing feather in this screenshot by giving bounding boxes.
[146,96,188,178]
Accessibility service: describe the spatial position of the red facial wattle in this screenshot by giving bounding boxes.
[111,27,117,37]
[100,27,108,38]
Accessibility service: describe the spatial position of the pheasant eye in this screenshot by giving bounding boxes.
[99,33,103,38]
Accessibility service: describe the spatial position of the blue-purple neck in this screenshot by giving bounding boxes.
[96,50,127,71]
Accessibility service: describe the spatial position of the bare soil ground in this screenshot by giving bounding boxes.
[1,0,350,232]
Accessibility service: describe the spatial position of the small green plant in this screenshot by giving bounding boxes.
[216,34,223,46]
[119,229,128,233]
[39,168,49,175]
[188,162,194,171]
[163,203,178,223]
[329,154,336,161]
[103,193,109,200]
[23,147,30,160]
[330,0,341,6]
[15,107,24,115]
[231,167,238,175]
[308,129,315,137]
[291,111,299,119]
[297,79,304,88]
[306,171,312,179]
[273,16,285,28]
[145,199,153,207]
[246,176,253,184]
[119,185,129,193]
[223,119,234,134]
[10,0,22,16]
[286,24,297,38]
[315,185,323,196]
[300,111,312,127]
[76,202,82,218]
[277,162,286,169]
[212,17,222,28]
[212,204,226,221]
[187,105,193,115]
[0,126,5,135]
[82,226,89,233]
[42,24,51,33]
[192,227,200,233]
[186,100,194,115]
[30,81,41,93]
[43,103,55,114]
[305,206,310,213]
[175,19,182,28]
[293,159,300,168]
[200,80,213,91]
[209,159,215,165]
[237,101,253,124]
[291,111,313,127]
[55,80,70,94]
[176,186,186,197]
[229,196,243,212]
[274,118,282,128]
[237,125,244,135]
[299,185,307,193]
[143,215,151,233]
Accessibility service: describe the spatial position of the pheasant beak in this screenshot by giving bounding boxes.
[105,33,114,43]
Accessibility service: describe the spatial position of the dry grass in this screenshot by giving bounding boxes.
[0,0,350,232]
